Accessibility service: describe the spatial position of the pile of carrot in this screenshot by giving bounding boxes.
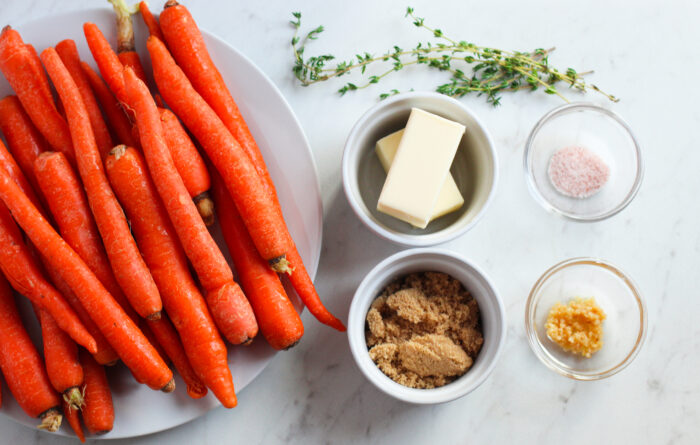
[0,0,344,440]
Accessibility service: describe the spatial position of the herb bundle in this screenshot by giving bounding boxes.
[291,7,618,106]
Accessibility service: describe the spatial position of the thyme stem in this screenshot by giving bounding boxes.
[290,8,619,106]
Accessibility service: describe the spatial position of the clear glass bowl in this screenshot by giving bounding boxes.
[525,257,647,380]
[524,103,643,221]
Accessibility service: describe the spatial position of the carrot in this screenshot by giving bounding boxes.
[147,315,208,399]
[80,62,138,148]
[34,306,85,409]
[160,2,345,331]
[79,349,113,435]
[41,47,162,321]
[0,207,96,354]
[51,274,119,366]
[139,1,164,41]
[0,272,63,431]
[55,40,114,160]
[159,107,214,225]
[0,95,48,195]
[0,161,173,391]
[0,137,45,214]
[83,22,129,106]
[139,319,168,365]
[147,36,291,272]
[0,27,75,166]
[104,144,236,407]
[123,67,258,344]
[212,170,304,350]
[24,43,55,109]
[62,398,86,443]
[33,151,138,322]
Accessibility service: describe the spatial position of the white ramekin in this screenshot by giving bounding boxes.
[347,248,506,404]
[342,92,498,247]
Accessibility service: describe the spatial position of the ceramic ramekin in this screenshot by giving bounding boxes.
[342,92,498,247]
[347,248,506,404]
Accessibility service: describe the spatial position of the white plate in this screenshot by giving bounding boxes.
[0,8,322,439]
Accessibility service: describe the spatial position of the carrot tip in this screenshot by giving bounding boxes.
[193,192,215,226]
[37,408,62,432]
[63,386,85,411]
[282,339,301,351]
[270,256,293,275]
[327,317,347,332]
[186,385,208,400]
[161,378,176,393]
[146,311,162,321]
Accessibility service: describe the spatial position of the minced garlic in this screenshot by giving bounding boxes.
[545,297,606,358]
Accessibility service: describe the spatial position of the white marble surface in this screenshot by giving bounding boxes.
[0,0,698,443]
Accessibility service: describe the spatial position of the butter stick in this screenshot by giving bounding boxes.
[377,108,465,228]
[376,129,464,223]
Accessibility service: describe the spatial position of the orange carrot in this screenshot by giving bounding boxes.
[139,319,168,365]
[119,51,147,82]
[124,67,258,344]
[62,398,86,442]
[79,349,113,435]
[55,40,114,160]
[34,307,84,409]
[0,272,63,431]
[80,62,138,148]
[0,95,48,196]
[83,23,129,106]
[159,107,213,225]
[53,275,119,366]
[0,205,96,353]
[33,151,138,322]
[212,170,304,350]
[24,43,55,110]
[104,144,235,407]
[147,315,207,399]
[41,47,162,321]
[0,161,173,391]
[139,1,165,41]
[0,137,45,214]
[147,36,291,272]
[0,27,75,165]
[160,2,345,331]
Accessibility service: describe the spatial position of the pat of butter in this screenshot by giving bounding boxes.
[376,129,464,223]
[377,108,465,229]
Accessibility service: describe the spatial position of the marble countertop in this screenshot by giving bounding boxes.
[1,0,698,443]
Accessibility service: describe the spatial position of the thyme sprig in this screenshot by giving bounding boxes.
[290,8,618,106]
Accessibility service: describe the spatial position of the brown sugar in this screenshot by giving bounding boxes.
[545,297,606,358]
[365,272,483,389]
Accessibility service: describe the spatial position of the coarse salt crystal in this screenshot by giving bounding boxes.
[548,146,610,199]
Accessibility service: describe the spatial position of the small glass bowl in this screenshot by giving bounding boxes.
[525,257,647,380]
[524,103,643,221]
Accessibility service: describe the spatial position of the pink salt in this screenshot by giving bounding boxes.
[548,146,610,199]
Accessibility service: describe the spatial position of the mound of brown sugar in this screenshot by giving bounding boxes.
[366,272,483,389]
